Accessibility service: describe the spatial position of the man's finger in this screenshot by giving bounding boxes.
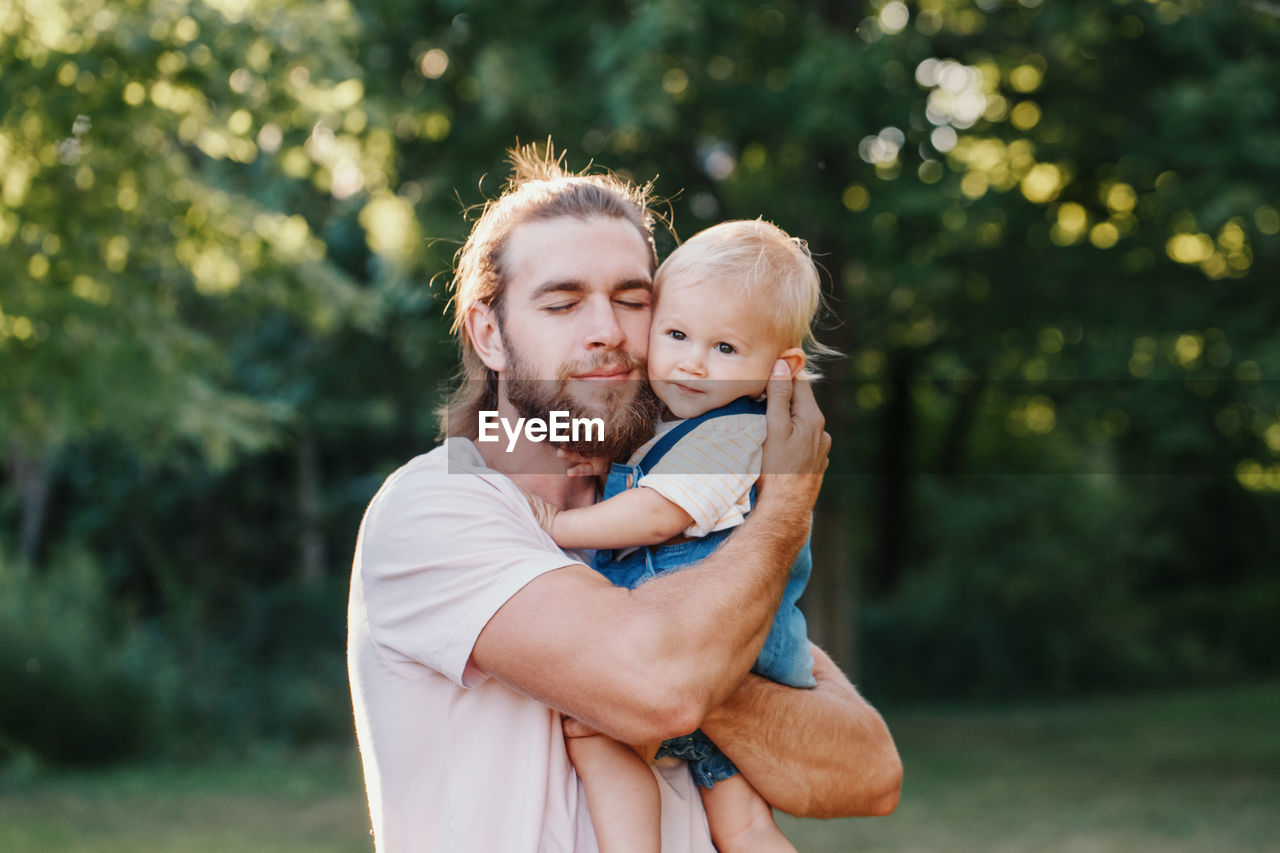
[789,375,823,432]
[765,359,794,436]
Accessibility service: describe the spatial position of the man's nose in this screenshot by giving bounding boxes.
[583,296,626,349]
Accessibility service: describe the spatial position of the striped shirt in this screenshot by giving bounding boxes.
[629,412,766,538]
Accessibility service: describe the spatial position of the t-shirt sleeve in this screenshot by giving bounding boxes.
[636,416,765,538]
[356,463,581,687]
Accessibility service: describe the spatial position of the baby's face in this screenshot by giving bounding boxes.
[647,278,790,419]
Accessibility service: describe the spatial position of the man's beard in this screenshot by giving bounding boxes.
[503,346,659,461]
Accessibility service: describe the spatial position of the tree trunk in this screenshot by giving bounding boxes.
[937,377,985,479]
[8,442,54,565]
[807,508,858,676]
[870,361,913,598]
[296,429,325,586]
[804,228,861,670]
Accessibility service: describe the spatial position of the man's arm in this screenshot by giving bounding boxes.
[472,364,830,746]
[700,644,902,818]
[471,485,814,745]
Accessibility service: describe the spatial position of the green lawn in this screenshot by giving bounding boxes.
[779,682,1280,852]
[0,748,370,853]
[3,683,1278,852]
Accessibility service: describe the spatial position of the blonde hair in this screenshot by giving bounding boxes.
[655,219,838,378]
[439,141,660,438]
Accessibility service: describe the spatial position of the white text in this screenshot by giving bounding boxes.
[477,410,605,452]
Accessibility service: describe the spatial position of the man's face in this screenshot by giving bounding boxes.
[495,215,659,457]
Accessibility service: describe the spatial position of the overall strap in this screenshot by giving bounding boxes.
[637,396,766,474]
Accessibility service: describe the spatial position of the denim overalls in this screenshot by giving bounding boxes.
[592,397,817,788]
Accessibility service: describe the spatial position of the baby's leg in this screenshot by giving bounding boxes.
[567,731,660,853]
[700,773,796,853]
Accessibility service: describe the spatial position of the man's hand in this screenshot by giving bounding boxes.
[758,359,831,512]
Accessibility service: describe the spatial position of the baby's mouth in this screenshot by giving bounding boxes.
[668,381,705,395]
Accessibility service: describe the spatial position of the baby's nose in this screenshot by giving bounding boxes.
[678,356,706,376]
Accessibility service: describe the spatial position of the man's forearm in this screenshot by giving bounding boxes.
[471,488,817,747]
[631,488,812,721]
[699,644,902,819]
[627,368,830,724]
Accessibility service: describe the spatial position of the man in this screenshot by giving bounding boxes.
[348,146,901,851]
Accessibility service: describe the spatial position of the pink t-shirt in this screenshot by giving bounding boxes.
[348,438,715,852]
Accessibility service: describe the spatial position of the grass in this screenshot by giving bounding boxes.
[779,681,1280,852]
[2,683,1278,852]
[0,747,371,853]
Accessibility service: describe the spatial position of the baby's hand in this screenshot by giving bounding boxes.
[518,486,560,534]
[561,717,601,739]
[564,716,659,761]
[556,448,610,479]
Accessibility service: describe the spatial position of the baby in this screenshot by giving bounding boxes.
[531,219,832,853]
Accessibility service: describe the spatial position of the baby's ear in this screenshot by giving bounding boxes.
[778,347,806,379]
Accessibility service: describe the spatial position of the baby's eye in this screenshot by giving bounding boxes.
[667,329,686,341]
[715,342,736,354]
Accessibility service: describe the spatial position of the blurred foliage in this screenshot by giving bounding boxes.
[0,0,388,463]
[2,0,1279,759]
[862,474,1246,700]
[0,544,349,765]
[0,548,170,764]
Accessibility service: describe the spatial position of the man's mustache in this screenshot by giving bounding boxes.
[556,352,648,382]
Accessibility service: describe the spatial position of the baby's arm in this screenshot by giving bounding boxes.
[552,487,694,550]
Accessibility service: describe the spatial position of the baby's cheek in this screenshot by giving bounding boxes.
[643,365,667,402]
[646,337,670,380]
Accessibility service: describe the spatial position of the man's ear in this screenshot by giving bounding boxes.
[464,302,507,372]
[778,347,807,378]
